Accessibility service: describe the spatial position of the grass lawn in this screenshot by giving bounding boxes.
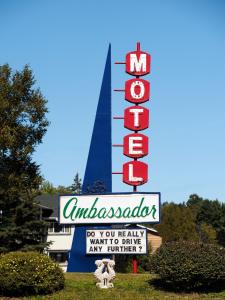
[1,273,225,300]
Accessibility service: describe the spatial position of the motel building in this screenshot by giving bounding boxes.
[37,194,74,272]
[36,194,162,271]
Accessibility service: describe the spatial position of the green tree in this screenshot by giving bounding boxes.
[187,194,204,208]
[186,194,225,245]
[196,199,223,228]
[70,173,82,194]
[56,185,71,194]
[155,202,199,242]
[197,222,217,244]
[40,180,75,194]
[0,64,49,252]
[39,180,57,194]
[196,199,225,246]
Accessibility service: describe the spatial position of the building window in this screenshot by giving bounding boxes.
[48,222,71,234]
[49,251,68,263]
[48,222,54,233]
[64,225,70,234]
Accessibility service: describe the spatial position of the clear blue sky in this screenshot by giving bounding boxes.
[1,0,225,203]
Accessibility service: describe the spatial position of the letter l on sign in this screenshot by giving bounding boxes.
[123,161,148,186]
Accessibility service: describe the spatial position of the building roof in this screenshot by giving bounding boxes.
[35,194,58,218]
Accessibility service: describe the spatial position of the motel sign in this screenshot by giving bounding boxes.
[60,44,160,273]
[114,43,151,187]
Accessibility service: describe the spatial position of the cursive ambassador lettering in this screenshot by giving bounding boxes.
[63,197,157,221]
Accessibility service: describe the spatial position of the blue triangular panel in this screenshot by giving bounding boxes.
[67,45,112,272]
[82,45,112,193]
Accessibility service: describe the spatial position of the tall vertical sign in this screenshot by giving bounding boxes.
[113,43,152,273]
[114,43,151,190]
[67,45,112,272]
[65,43,159,274]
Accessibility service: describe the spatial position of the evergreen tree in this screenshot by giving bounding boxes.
[0,64,49,252]
[187,194,204,207]
[70,173,82,194]
[155,202,199,242]
[187,194,225,245]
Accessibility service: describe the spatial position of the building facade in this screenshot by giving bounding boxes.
[37,194,74,271]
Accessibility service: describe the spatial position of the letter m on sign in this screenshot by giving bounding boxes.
[126,50,150,76]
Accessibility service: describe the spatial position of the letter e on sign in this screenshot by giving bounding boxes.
[126,50,150,76]
[124,106,149,131]
[123,161,148,186]
[125,78,150,104]
[123,133,148,158]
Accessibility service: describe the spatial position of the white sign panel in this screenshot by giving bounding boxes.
[59,193,160,224]
[86,229,147,254]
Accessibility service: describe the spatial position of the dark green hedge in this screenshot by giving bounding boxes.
[150,242,225,291]
[0,251,65,296]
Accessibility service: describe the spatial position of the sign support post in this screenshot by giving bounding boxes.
[132,256,138,274]
[114,42,151,273]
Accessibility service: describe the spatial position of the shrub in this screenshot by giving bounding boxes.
[137,242,153,272]
[115,242,152,273]
[150,242,225,291]
[137,255,151,272]
[0,251,65,296]
[115,255,132,273]
[115,255,151,273]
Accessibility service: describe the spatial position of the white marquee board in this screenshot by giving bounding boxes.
[86,229,147,254]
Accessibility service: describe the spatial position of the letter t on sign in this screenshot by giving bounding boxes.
[124,106,149,131]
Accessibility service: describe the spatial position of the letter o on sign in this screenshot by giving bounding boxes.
[125,78,150,104]
[87,231,95,237]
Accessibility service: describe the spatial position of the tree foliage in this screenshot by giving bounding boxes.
[155,194,225,246]
[40,173,82,195]
[0,64,49,252]
[39,180,72,194]
[70,172,82,194]
[187,194,225,246]
[39,180,57,194]
[155,202,199,242]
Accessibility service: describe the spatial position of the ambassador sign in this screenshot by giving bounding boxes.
[59,193,160,224]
